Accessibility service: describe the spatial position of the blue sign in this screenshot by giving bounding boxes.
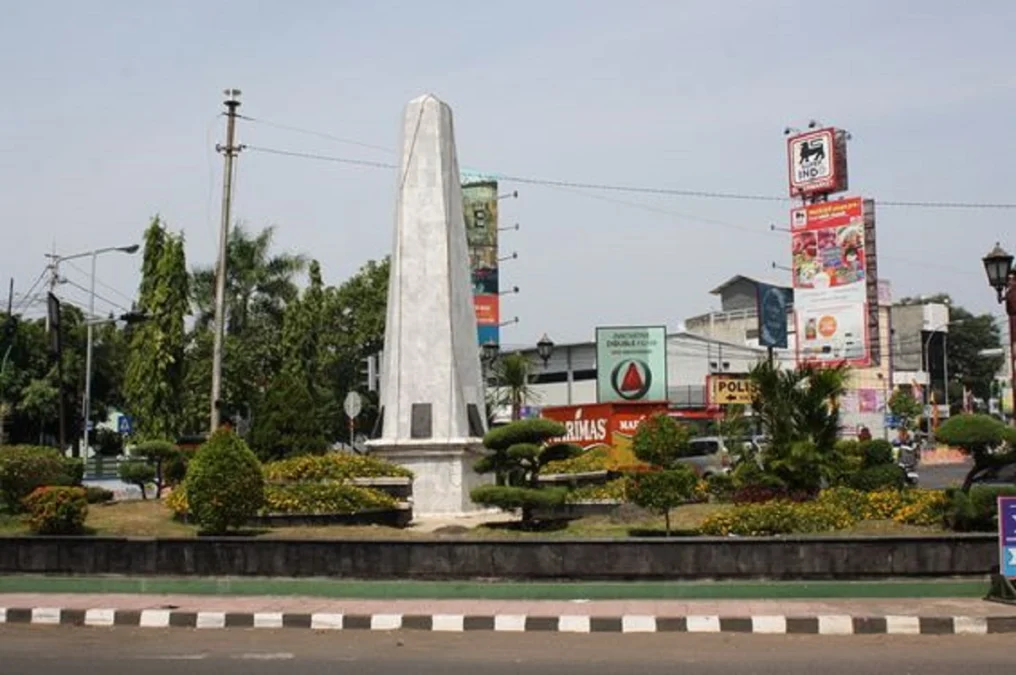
[884,414,900,429]
[1000,496,1016,579]
[756,283,790,349]
[117,415,133,436]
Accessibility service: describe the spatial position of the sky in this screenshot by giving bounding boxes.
[2,0,1015,347]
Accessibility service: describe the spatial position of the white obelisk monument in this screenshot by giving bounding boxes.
[366,94,490,516]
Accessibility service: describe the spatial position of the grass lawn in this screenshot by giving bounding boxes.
[0,499,947,539]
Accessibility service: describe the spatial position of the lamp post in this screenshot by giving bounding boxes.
[57,245,140,457]
[536,334,555,368]
[922,320,960,422]
[982,242,1016,425]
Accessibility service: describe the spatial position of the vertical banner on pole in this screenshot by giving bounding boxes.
[463,181,500,346]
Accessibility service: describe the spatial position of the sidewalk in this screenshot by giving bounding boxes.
[2,593,1014,635]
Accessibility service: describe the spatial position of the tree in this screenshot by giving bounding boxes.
[749,360,849,491]
[628,467,698,536]
[935,414,1016,492]
[492,353,536,421]
[632,413,693,468]
[118,460,156,500]
[248,370,328,461]
[124,218,189,441]
[888,388,922,431]
[629,414,699,535]
[470,418,583,526]
[191,224,308,335]
[130,440,180,498]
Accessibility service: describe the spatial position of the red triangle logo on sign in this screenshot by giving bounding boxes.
[620,362,644,392]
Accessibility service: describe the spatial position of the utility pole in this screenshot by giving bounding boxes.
[210,88,243,434]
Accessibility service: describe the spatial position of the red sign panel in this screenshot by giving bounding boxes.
[473,294,499,325]
[787,127,848,198]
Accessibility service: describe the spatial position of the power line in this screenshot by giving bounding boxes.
[243,143,1016,210]
[59,278,130,314]
[238,115,393,154]
[61,259,135,306]
[246,145,396,170]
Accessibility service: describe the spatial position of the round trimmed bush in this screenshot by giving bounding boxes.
[185,429,265,534]
[23,486,89,535]
[860,440,895,468]
[848,463,907,492]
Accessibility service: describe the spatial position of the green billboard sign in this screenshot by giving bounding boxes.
[595,326,668,403]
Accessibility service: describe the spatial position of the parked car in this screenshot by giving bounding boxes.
[678,436,733,478]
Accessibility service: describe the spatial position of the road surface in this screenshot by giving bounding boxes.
[0,626,1012,674]
[919,460,971,490]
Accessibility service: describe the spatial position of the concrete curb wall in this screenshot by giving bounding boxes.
[0,534,997,580]
[2,606,1014,634]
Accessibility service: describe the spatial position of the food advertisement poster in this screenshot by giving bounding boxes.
[463,181,500,346]
[791,197,870,366]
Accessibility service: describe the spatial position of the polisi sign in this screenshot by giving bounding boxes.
[710,375,756,406]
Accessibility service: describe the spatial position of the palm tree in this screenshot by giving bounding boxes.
[492,353,537,421]
[750,360,848,451]
[191,224,308,335]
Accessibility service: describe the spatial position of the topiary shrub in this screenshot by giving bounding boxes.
[184,429,265,534]
[627,465,698,535]
[131,440,181,498]
[946,485,1016,532]
[0,446,78,511]
[118,460,157,499]
[848,463,906,492]
[706,473,736,503]
[936,414,1016,491]
[860,439,895,468]
[23,486,89,535]
[471,418,582,526]
[631,414,692,467]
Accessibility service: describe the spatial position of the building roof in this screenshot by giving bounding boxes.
[708,275,792,296]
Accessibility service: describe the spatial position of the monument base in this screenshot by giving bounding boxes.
[366,440,491,516]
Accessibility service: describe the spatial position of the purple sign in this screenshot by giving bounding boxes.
[1000,496,1016,578]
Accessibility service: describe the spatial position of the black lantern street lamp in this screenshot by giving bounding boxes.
[536,334,555,367]
[981,242,1016,427]
[982,243,1014,303]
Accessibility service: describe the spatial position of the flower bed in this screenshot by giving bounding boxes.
[263,453,412,483]
[699,488,948,537]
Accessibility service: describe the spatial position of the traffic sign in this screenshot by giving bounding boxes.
[343,392,363,419]
[1000,496,1016,579]
[708,374,756,406]
[117,415,133,435]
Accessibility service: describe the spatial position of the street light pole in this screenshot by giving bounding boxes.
[981,243,1016,426]
[64,244,139,458]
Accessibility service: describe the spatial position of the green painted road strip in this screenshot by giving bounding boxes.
[0,576,990,599]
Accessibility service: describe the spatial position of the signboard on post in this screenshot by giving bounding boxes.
[117,415,133,436]
[463,181,501,347]
[756,283,790,349]
[708,374,756,406]
[595,326,668,403]
[787,127,849,198]
[1000,496,1016,579]
[344,392,363,419]
[791,197,871,367]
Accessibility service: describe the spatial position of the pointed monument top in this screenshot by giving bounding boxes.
[409,92,446,106]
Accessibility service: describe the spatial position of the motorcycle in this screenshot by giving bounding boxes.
[895,442,920,487]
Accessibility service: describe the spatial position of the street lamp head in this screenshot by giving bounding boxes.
[982,242,1013,303]
[118,244,140,255]
[481,339,499,365]
[536,333,555,366]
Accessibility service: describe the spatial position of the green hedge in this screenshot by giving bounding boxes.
[0,446,82,511]
[23,486,89,535]
[263,453,412,483]
[264,483,397,514]
[185,430,265,534]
